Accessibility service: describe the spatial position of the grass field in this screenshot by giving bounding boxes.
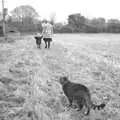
[0,34,120,120]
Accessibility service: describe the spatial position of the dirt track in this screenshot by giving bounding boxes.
[0,34,120,120]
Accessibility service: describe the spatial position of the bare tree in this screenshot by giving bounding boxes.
[49,12,56,25]
[11,5,39,22]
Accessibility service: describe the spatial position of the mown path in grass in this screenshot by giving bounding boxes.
[0,34,120,120]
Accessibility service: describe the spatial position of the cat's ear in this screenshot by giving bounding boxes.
[63,76,68,81]
[59,76,66,84]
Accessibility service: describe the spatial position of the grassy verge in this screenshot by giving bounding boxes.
[0,34,120,120]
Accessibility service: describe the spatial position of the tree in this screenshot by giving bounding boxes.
[7,15,12,23]
[10,5,39,32]
[36,21,42,32]
[107,19,120,33]
[89,18,106,32]
[54,23,63,33]
[11,5,39,22]
[49,12,56,25]
[0,12,2,21]
[68,13,86,32]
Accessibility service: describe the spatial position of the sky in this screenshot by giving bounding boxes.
[3,0,120,22]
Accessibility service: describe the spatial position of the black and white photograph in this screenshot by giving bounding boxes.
[0,0,120,119]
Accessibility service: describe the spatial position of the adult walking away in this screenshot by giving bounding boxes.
[42,20,53,49]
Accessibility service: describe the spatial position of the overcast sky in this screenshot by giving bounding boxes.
[4,0,120,22]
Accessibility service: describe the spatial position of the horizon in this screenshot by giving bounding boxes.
[3,0,120,22]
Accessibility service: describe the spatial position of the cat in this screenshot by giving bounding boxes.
[59,76,105,115]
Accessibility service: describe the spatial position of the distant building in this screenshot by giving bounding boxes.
[0,21,20,36]
[6,27,20,35]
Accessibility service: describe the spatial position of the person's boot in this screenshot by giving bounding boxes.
[48,42,50,49]
[39,44,41,49]
[45,43,47,48]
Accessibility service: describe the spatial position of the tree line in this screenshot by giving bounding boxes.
[55,14,120,33]
[3,5,120,33]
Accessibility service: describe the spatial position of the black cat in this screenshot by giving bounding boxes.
[59,76,105,115]
[34,35,43,48]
